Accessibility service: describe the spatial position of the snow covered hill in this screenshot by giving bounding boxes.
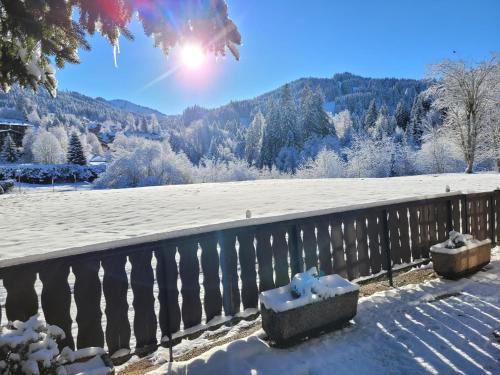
[1,173,500,266]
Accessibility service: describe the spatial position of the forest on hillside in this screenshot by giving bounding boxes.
[1,70,498,188]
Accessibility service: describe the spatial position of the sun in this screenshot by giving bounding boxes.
[181,43,205,70]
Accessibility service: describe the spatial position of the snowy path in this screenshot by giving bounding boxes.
[151,248,500,375]
[1,173,500,265]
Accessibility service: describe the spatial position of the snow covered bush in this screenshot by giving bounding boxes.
[94,135,193,188]
[296,149,345,179]
[195,158,260,183]
[0,315,112,375]
[416,127,465,174]
[344,135,394,178]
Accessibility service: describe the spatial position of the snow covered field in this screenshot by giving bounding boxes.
[151,248,500,375]
[1,173,500,265]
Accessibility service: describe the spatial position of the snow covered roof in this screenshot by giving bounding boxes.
[0,118,32,127]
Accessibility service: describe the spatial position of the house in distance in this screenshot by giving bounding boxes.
[0,118,33,147]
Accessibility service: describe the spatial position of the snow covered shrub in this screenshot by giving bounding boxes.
[296,149,345,179]
[195,158,260,183]
[344,136,394,178]
[0,315,112,375]
[416,129,465,174]
[94,136,193,188]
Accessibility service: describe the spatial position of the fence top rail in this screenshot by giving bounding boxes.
[0,190,492,270]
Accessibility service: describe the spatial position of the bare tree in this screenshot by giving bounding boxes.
[427,55,500,173]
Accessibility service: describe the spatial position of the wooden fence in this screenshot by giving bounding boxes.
[0,190,498,360]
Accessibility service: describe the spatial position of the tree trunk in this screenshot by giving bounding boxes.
[465,159,474,174]
[496,158,500,173]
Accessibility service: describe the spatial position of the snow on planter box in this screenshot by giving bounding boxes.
[430,232,491,279]
[259,270,359,345]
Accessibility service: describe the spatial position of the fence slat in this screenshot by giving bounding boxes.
[301,222,318,270]
[129,251,157,349]
[316,221,332,275]
[220,233,240,316]
[256,230,274,292]
[238,232,259,309]
[388,209,401,265]
[199,237,222,323]
[4,269,38,323]
[367,212,382,274]
[331,215,347,278]
[40,263,74,350]
[156,243,182,338]
[451,198,461,232]
[102,255,130,356]
[272,227,290,287]
[398,208,411,263]
[73,260,104,349]
[178,240,202,328]
[344,217,357,280]
[355,216,370,277]
[409,207,421,260]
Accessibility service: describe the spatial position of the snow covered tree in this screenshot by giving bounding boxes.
[22,127,36,161]
[260,100,281,168]
[32,130,65,164]
[332,110,353,138]
[48,126,69,153]
[345,135,394,178]
[67,133,87,165]
[280,84,300,147]
[0,134,18,163]
[363,99,378,130]
[86,132,104,156]
[149,114,160,134]
[300,85,332,140]
[245,111,265,165]
[407,95,426,146]
[483,104,500,171]
[0,0,241,96]
[373,104,390,139]
[428,56,500,173]
[395,100,410,131]
[416,123,464,174]
[275,146,300,173]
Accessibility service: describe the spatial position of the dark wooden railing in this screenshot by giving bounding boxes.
[0,190,498,360]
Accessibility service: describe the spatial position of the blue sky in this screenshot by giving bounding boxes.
[57,0,500,115]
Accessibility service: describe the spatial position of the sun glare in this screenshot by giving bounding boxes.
[181,44,205,70]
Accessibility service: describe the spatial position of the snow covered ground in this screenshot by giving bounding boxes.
[151,248,500,375]
[1,173,500,265]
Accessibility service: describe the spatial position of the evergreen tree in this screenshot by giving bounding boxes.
[0,134,18,163]
[67,133,87,165]
[408,95,426,145]
[300,85,332,140]
[395,100,410,131]
[279,84,300,148]
[260,100,281,168]
[245,111,265,165]
[363,99,378,130]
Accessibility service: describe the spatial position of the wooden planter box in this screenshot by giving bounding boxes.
[260,275,359,345]
[430,238,491,279]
